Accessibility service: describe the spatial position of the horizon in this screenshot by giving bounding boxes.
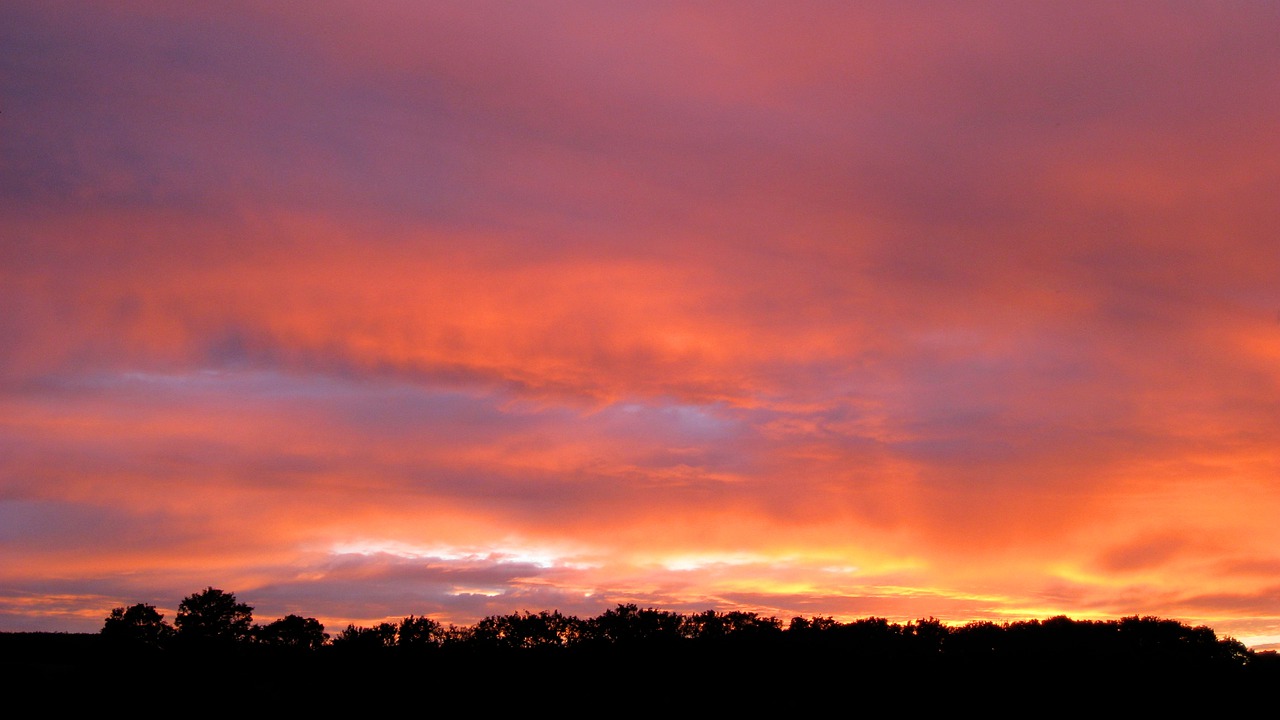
[19,591,1280,653]
[3,2,1279,648]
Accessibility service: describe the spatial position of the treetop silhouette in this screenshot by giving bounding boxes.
[95,587,1264,681]
[175,587,254,645]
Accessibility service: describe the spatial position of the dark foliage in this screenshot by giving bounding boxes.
[396,615,444,649]
[79,590,1270,674]
[101,603,173,648]
[254,614,328,651]
[331,621,397,651]
[174,587,254,646]
[6,589,1278,710]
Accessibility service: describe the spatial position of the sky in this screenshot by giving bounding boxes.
[2,1,1279,646]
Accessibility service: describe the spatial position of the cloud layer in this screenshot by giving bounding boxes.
[3,1,1279,644]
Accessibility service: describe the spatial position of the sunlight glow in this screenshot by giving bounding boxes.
[328,540,600,570]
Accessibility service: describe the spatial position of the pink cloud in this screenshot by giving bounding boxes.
[2,0,1279,642]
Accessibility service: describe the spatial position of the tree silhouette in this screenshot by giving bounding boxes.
[102,603,173,648]
[471,610,582,650]
[174,587,254,645]
[255,614,327,650]
[587,603,684,646]
[788,615,839,634]
[87,583,1277,706]
[398,615,444,649]
[684,609,782,641]
[332,622,397,651]
[906,616,948,655]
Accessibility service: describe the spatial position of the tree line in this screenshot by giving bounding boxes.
[4,585,1273,709]
[99,585,1273,674]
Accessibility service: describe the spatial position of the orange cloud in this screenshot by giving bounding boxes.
[2,0,1279,644]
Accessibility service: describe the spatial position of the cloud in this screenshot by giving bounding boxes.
[2,1,1279,639]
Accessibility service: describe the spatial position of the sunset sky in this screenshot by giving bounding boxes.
[3,1,1279,646]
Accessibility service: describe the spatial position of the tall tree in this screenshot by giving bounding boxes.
[174,587,254,645]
